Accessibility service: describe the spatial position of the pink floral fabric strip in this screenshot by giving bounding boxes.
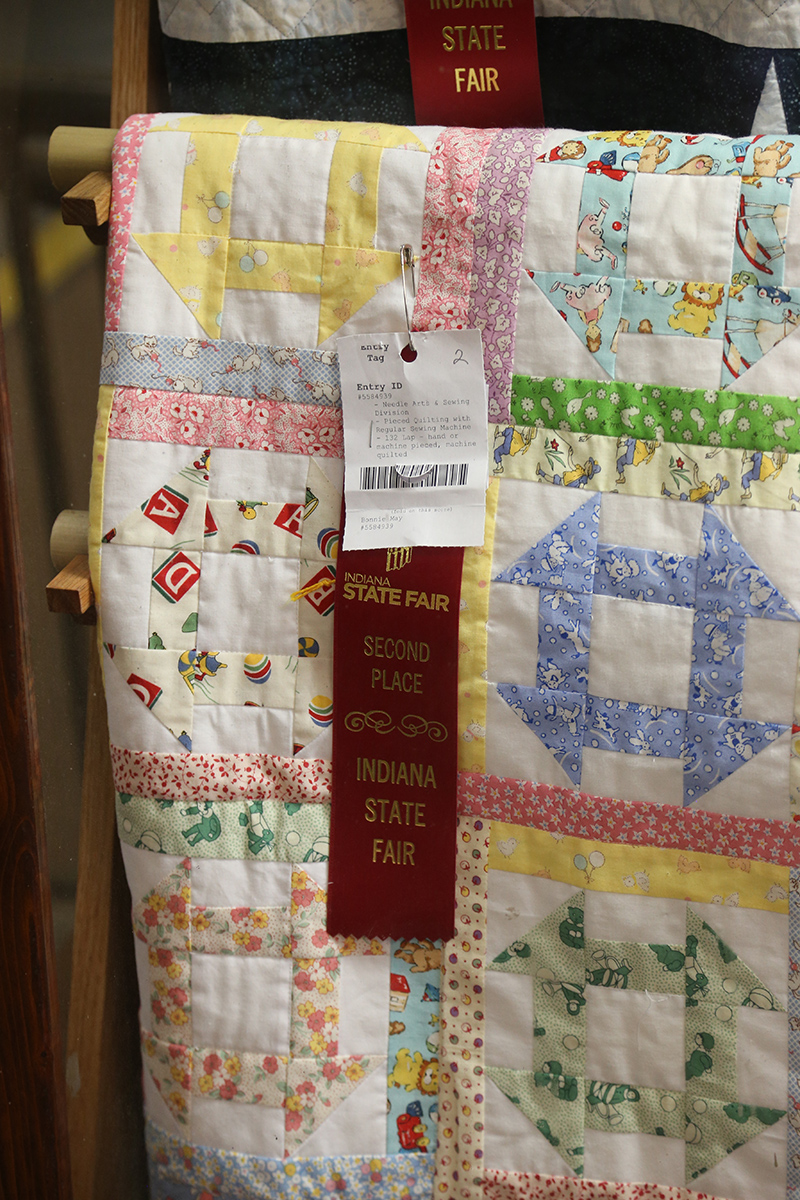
[110,745,332,803]
[105,114,153,331]
[414,127,497,332]
[483,1170,716,1199]
[469,128,549,421]
[108,387,343,455]
[458,770,800,866]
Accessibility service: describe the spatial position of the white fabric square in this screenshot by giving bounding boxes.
[584,891,686,945]
[133,935,153,1024]
[585,988,685,1091]
[598,492,703,557]
[742,616,800,724]
[338,956,389,1056]
[487,581,540,687]
[129,130,190,234]
[102,438,209,534]
[513,271,610,381]
[191,859,292,909]
[190,704,294,755]
[738,1009,788,1108]
[196,553,299,654]
[579,746,684,807]
[783,181,800,287]
[487,869,580,959]
[523,162,585,272]
[484,1074,575,1175]
[220,288,321,347]
[296,725,332,761]
[587,594,693,709]
[484,971,533,1070]
[292,1064,387,1158]
[730,319,800,396]
[209,447,309,502]
[584,1129,685,1188]
[118,238,208,338]
[230,136,335,244]
[121,843,184,904]
[698,728,790,821]
[99,544,153,648]
[485,684,574,787]
[192,1093,285,1158]
[191,954,292,1053]
[493,478,593,579]
[697,1119,787,1200]
[626,172,739,282]
[103,653,184,752]
[614,330,724,391]
[375,146,430,254]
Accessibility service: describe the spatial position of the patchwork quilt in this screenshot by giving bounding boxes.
[94,117,800,1200]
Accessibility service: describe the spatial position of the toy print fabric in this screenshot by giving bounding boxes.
[94,116,800,1200]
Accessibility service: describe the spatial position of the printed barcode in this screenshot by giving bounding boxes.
[359,463,470,490]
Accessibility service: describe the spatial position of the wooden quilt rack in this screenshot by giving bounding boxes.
[37,2,168,1197]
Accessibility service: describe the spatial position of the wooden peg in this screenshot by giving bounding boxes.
[46,555,96,622]
[61,171,112,227]
[60,171,111,244]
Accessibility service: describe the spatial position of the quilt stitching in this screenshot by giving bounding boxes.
[100,446,340,755]
[487,890,785,1182]
[511,375,800,454]
[490,488,799,807]
[133,857,394,1151]
[529,132,800,391]
[127,115,427,346]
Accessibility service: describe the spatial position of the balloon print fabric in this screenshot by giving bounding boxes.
[93,116,800,1200]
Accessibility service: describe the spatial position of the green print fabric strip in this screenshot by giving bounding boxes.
[511,375,800,453]
[116,793,331,861]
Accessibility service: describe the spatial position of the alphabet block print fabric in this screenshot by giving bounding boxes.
[95,118,800,1200]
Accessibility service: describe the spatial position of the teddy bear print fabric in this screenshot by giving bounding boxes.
[94,116,800,1200]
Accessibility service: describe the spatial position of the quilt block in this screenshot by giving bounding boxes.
[93,117,800,1200]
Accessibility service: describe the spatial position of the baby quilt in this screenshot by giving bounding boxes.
[93,117,800,1200]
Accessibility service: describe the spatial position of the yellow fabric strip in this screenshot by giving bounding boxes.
[224,240,324,294]
[326,140,382,251]
[317,245,402,343]
[488,820,790,913]
[133,233,228,338]
[458,478,499,774]
[491,423,800,510]
[180,132,240,238]
[89,385,114,640]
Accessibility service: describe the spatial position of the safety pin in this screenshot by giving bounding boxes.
[400,244,417,359]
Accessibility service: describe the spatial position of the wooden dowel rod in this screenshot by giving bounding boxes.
[48,126,117,194]
[50,509,89,572]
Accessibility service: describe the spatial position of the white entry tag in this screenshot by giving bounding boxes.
[339,329,489,550]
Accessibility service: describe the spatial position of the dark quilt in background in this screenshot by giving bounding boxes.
[162,18,800,133]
